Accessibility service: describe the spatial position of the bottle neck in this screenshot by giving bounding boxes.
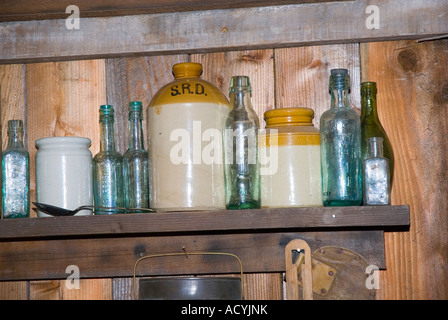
[330,88,350,109]
[7,129,25,149]
[128,110,145,150]
[229,90,253,116]
[361,91,379,121]
[367,137,384,158]
[99,115,116,151]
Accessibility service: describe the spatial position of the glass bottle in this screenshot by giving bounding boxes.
[93,105,124,214]
[223,76,260,209]
[361,82,394,184]
[363,137,391,205]
[320,69,362,206]
[123,101,150,211]
[1,120,30,218]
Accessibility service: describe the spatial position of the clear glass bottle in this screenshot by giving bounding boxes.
[123,101,150,211]
[361,82,394,184]
[93,105,124,214]
[1,120,30,218]
[320,69,362,206]
[223,76,260,209]
[363,137,391,205]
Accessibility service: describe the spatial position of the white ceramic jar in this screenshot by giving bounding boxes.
[35,137,93,217]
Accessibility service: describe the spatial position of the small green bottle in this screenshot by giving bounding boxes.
[1,120,30,218]
[223,76,260,210]
[123,101,150,211]
[93,105,124,214]
[320,69,362,206]
[361,82,394,184]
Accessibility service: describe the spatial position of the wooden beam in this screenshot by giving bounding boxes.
[0,0,345,22]
[0,0,446,64]
[0,230,386,281]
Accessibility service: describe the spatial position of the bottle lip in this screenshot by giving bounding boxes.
[361,81,377,94]
[129,101,143,112]
[264,107,314,127]
[100,104,114,115]
[229,75,252,93]
[329,68,350,91]
[172,62,203,79]
[7,119,24,131]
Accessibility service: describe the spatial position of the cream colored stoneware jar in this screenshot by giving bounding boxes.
[147,63,230,211]
[259,108,323,207]
[35,137,93,217]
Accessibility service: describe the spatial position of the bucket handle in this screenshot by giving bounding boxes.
[133,251,244,300]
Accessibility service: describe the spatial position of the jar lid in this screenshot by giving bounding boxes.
[264,108,314,127]
[35,136,92,148]
[172,63,203,79]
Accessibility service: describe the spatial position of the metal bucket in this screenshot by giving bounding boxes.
[139,277,242,300]
[133,252,244,300]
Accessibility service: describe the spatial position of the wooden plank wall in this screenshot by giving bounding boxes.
[0,39,447,299]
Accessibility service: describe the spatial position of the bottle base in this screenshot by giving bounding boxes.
[226,201,260,210]
[323,199,362,207]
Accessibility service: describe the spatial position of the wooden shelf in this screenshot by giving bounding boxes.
[0,205,409,240]
[0,206,409,281]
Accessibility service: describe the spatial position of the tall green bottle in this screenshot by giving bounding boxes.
[123,101,150,211]
[93,105,124,214]
[223,76,260,210]
[320,69,362,206]
[361,82,394,184]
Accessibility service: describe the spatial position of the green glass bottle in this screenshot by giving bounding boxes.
[93,105,124,214]
[361,82,394,184]
[123,101,150,211]
[1,120,30,218]
[223,76,260,210]
[320,69,362,206]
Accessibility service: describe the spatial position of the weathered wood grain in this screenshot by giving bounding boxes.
[0,0,343,22]
[29,278,112,300]
[1,0,446,64]
[0,230,386,281]
[361,39,448,299]
[274,44,361,126]
[105,55,189,153]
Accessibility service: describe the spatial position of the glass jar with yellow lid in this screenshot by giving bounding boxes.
[259,107,322,207]
[147,62,230,211]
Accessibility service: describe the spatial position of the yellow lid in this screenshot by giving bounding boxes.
[172,62,203,79]
[264,108,314,127]
[261,107,319,146]
[149,63,229,107]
